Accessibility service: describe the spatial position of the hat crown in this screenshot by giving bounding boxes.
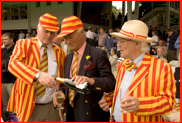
[58,16,83,37]
[39,13,59,32]
[121,20,148,37]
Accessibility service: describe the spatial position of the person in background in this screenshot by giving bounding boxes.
[101,46,110,59]
[53,15,116,122]
[26,32,32,39]
[1,32,16,117]
[116,28,120,33]
[152,46,167,62]
[117,12,122,19]
[7,13,65,122]
[167,28,179,62]
[86,26,97,40]
[112,12,115,19]
[155,39,167,58]
[98,20,176,122]
[109,47,118,73]
[148,43,157,55]
[18,30,25,39]
[52,27,64,48]
[174,35,180,61]
[150,30,158,46]
[104,28,117,55]
[98,27,107,47]
[162,26,168,41]
[109,47,118,78]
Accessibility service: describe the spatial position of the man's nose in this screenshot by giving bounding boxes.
[47,32,52,37]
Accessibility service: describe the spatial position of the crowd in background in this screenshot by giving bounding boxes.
[1,24,180,77]
[1,21,180,122]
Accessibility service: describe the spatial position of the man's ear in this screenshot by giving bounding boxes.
[135,41,141,49]
[36,26,39,33]
[10,39,13,43]
[81,28,84,37]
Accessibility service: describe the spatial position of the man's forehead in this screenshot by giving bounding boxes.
[2,36,9,39]
[64,30,77,38]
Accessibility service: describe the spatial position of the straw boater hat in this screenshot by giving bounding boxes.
[39,13,59,32]
[58,16,83,37]
[110,20,154,43]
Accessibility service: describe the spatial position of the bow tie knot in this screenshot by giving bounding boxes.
[125,62,137,72]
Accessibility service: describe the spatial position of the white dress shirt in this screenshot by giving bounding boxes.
[86,30,97,40]
[35,38,58,103]
[150,35,158,46]
[113,53,145,122]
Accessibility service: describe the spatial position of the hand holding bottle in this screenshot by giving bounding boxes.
[72,75,95,86]
[55,77,91,94]
[53,91,65,108]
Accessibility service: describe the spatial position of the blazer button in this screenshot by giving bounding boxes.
[85,100,88,103]
[86,112,89,115]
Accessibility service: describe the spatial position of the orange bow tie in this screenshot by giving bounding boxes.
[125,62,137,72]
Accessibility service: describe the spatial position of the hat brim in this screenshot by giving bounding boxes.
[57,29,76,38]
[41,25,59,32]
[110,32,154,43]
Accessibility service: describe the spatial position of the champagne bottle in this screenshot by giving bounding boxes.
[55,77,91,94]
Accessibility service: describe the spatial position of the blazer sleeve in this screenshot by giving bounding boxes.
[8,39,39,85]
[136,63,176,116]
[92,50,116,93]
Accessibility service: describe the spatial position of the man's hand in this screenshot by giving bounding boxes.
[53,91,65,107]
[98,92,109,112]
[1,69,7,72]
[120,96,139,113]
[167,38,170,42]
[38,72,56,88]
[72,75,95,85]
[151,49,156,54]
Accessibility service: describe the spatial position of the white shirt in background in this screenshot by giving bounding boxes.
[19,33,25,39]
[150,35,158,46]
[86,30,97,40]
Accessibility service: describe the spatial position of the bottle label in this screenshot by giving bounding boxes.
[76,82,88,89]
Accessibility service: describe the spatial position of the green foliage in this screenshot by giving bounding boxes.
[112,5,122,19]
[155,14,163,24]
[155,14,179,26]
[170,14,179,26]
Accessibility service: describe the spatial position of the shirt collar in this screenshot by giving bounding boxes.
[75,42,86,56]
[129,52,145,67]
[38,38,52,49]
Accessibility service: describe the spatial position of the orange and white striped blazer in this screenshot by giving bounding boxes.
[108,52,176,122]
[7,37,65,122]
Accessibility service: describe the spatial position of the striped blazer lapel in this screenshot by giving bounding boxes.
[110,59,129,121]
[127,53,151,95]
[31,38,40,69]
[52,44,65,89]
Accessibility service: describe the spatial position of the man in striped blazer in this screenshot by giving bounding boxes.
[99,20,176,122]
[7,13,65,122]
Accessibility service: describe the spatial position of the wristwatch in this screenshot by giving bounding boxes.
[34,71,41,80]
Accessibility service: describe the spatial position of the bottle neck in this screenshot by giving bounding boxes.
[55,77,64,83]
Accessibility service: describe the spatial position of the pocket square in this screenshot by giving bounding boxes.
[84,61,94,71]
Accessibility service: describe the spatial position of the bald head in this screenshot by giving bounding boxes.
[157,47,164,57]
